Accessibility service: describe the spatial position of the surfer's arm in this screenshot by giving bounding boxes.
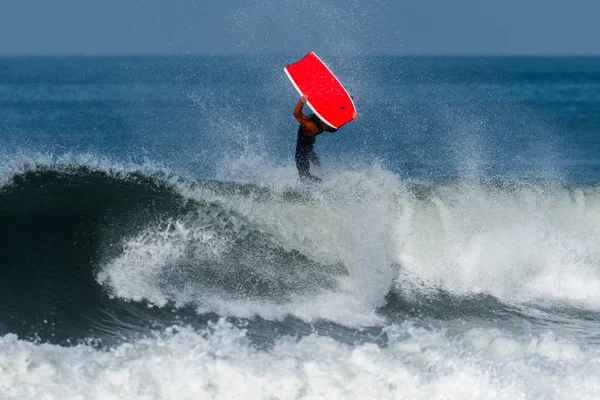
[293,97,320,136]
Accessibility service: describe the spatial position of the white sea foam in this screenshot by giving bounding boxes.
[1,320,598,400]
[392,180,600,311]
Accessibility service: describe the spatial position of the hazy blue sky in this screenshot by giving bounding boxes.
[1,0,599,55]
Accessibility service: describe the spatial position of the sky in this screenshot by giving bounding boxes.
[1,0,600,55]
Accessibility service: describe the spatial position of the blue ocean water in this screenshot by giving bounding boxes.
[1,55,600,399]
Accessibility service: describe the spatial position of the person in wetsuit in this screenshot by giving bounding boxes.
[293,95,357,182]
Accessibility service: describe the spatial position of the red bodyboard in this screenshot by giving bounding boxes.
[284,52,356,129]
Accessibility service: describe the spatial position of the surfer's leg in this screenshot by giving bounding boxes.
[296,152,321,182]
[308,151,321,167]
[295,151,310,179]
[307,174,322,183]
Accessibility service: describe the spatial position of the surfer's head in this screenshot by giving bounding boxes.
[310,114,337,133]
[321,121,338,133]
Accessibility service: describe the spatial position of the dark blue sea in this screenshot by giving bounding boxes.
[1,55,600,399]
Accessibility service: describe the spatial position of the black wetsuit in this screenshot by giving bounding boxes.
[295,114,323,182]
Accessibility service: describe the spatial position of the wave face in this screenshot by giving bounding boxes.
[2,161,600,345]
[0,165,196,343]
[0,163,358,343]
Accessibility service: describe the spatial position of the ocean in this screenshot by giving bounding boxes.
[1,55,600,399]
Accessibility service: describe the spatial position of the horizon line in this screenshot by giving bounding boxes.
[1,52,600,58]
